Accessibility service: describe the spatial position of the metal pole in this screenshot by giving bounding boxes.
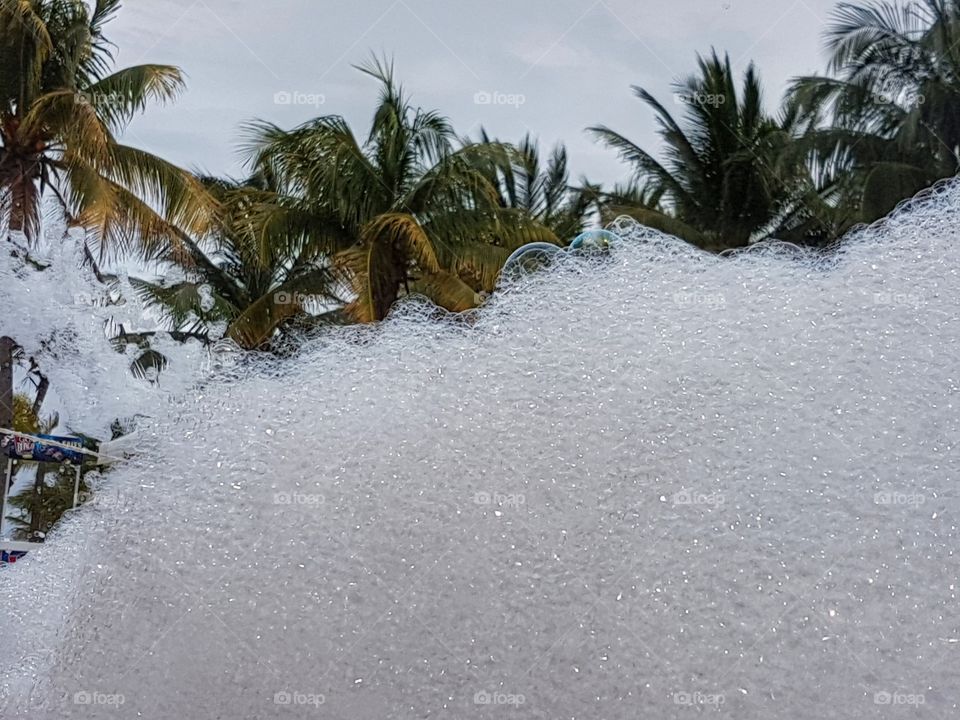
[72,464,82,509]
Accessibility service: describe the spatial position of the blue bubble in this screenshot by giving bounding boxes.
[569,229,619,253]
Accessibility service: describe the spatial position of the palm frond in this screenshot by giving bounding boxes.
[409,271,481,313]
[83,64,185,131]
[226,266,341,349]
[589,124,689,203]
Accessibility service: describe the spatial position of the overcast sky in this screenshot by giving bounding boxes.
[110,0,841,185]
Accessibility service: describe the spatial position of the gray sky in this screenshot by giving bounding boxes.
[111,0,841,185]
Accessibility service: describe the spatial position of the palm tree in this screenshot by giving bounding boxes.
[4,409,60,542]
[789,0,960,221]
[0,0,215,257]
[131,174,346,350]
[244,56,557,322]
[475,131,597,241]
[590,51,807,251]
[6,464,88,542]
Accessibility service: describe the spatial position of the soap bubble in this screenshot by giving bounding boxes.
[499,241,564,280]
[569,228,619,253]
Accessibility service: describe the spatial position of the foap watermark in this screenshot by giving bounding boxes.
[273,690,326,708]
[874,491,925,507]
[73,691,125,707]
[672,291,726,309]
[474,90,526,109]
[274,90,326,108]
[78,91,126,110]
[874,291,924,309]
[674,91,726,107]
[73,291,111,308]
[473,491,526,509]
[77,489,130,511]
[274,492,326,507]
[672,489,725,507]
[474,690,525,706]
[874,691,925,706]
[274,291,324,306]
[674,690,725,707]
[74,290,173,326]
[873,78,925,107]
[878,88,925,106]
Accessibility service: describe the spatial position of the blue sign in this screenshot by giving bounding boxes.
[1,433,89,464]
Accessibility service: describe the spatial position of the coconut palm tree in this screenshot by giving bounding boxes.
[474,131,597,241]
[0,0,215,256]
[590,51,809,251]
[130,174,347,349]
[789,0,960,221]
[244,56,558,322]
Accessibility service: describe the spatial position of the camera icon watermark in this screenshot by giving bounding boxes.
[274,90,326,108]
[474,90,526,108]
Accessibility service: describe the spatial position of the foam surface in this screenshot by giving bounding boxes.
[2,184,960,719]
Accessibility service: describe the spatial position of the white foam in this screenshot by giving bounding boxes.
[2,181,959,718]
[0,225,208,436]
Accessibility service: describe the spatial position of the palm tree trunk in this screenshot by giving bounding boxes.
[28,464,49,538]
[4,159,40,244]
[0,336,14,532]
[0,336,14,431]
[9,196,26,236]
[31,370,48,416]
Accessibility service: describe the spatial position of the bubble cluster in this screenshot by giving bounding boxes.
[2,182,960,718]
